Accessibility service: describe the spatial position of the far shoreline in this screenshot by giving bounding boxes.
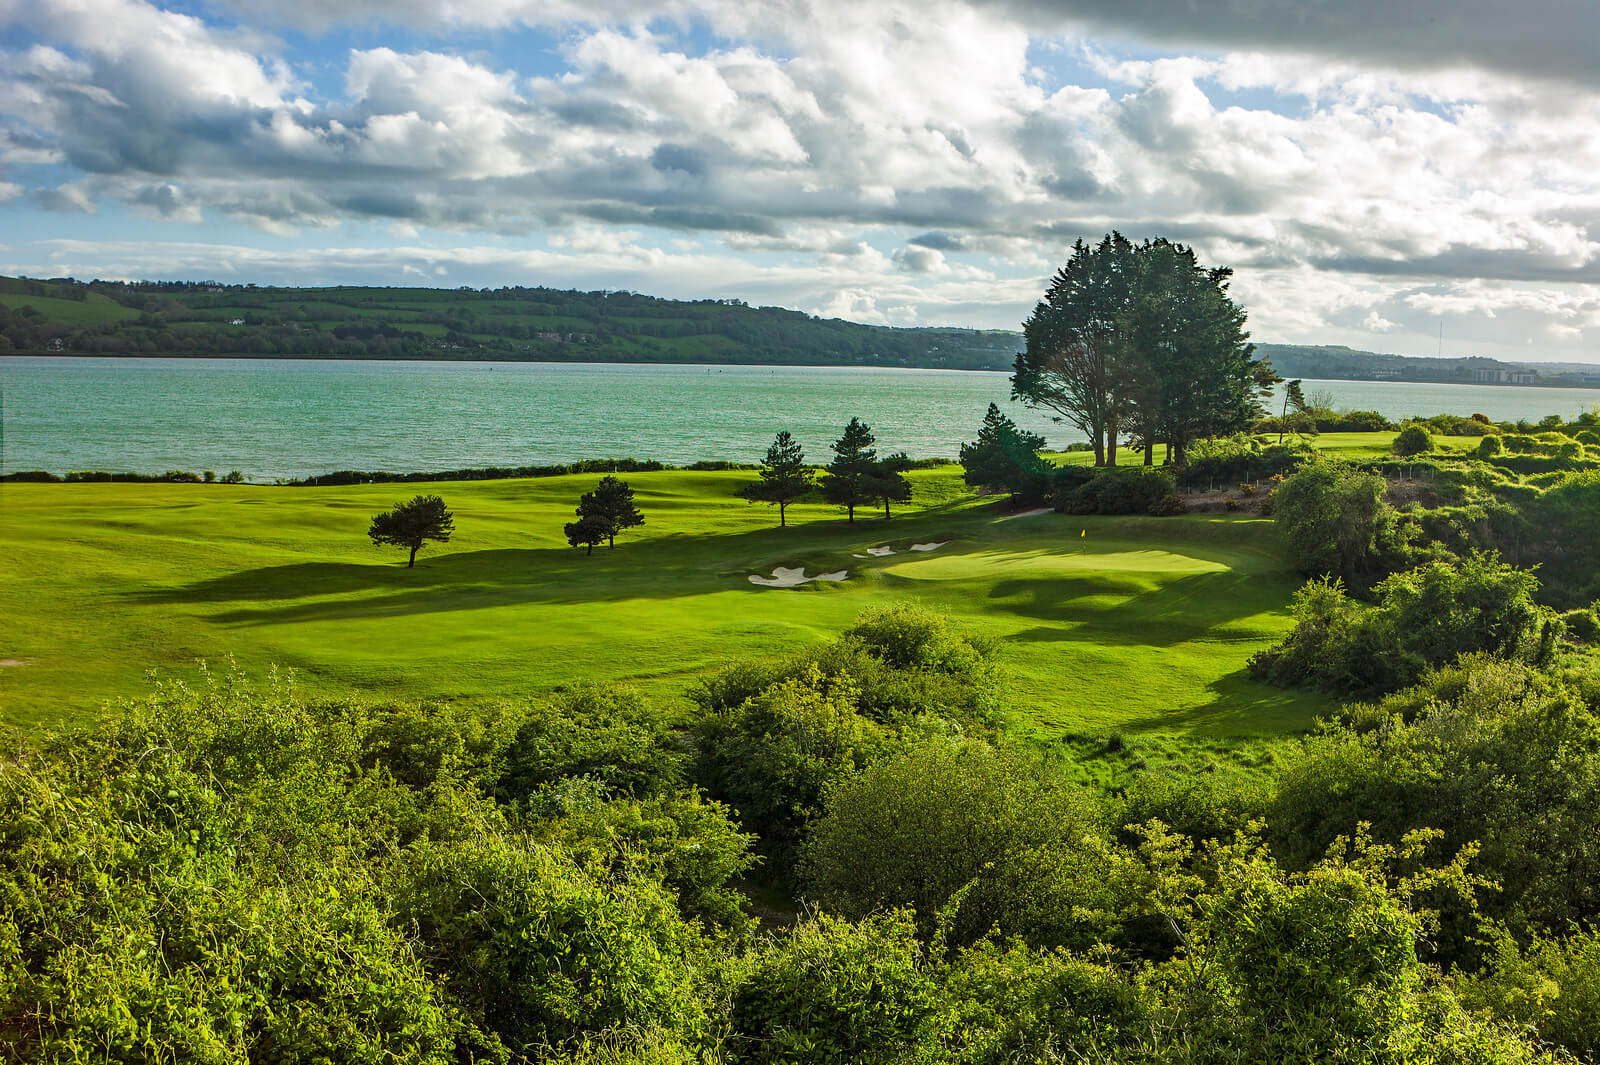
[7,350,1600,390]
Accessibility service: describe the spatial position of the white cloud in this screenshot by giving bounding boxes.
[1,0,1599,358]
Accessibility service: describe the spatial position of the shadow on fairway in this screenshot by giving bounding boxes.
[124,511,972,626]
[1133,668,1329,738]
[987,570,1283,648]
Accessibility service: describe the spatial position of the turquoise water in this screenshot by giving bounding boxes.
[2,357,1596,481]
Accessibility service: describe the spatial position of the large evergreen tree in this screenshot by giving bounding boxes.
[820,418,879,523]
[1014,234,1263,466]
[739,431,814,527]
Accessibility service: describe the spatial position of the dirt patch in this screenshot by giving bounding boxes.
[0,659,30,668]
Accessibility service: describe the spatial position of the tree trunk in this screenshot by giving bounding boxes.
[1107,418,1118,467]
[608,533,615,548]
[1144,437,1154,466]
[779,501,787,527]
[883,498,892,520]
[407,544,418,567]
[586,542,594,556]
[1092,434,1105,467]
[846,504,855,523]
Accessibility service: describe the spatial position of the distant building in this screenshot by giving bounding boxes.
[1472,367,1539,385]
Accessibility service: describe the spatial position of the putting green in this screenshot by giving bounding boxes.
[0,467,1329,738]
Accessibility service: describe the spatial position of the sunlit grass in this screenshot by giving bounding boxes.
[1,463,1332,741]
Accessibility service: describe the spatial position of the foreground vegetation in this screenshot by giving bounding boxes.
[6,609,1600,1062]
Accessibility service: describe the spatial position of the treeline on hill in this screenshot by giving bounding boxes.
[0,275,1016,369]
[8,596,1600,1062]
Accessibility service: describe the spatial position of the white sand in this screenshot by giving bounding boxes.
[749,566,850,588]
[908,541,948,552]
[852,545,899,558]
[993,507,1051,522]
[0,659,27,668]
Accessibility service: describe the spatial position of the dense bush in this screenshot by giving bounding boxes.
[1271,658,1600,957]
[1054,467,1176,515]
[692,605,1000,736]
[1477,435,1503,458]
[1393,423,1433,457]
[497,686,686,803]
[1176,436,1313,488]
[694,671,892,870]
[1249,553,1553,695]
[802,741,1117,949]
[1271,458,1405,586]
[726,912,941,1064]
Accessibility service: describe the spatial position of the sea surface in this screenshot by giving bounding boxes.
[2,357,1597,481]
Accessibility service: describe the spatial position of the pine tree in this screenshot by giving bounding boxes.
[739,431,814,526]
[959,403,1050,501]
[368,494,454,567]
[869,451,914,520]
[820,418,879,523]
[574,475,645,549]
[564,513,611,555]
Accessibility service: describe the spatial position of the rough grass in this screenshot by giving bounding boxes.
[0,465,1332,739]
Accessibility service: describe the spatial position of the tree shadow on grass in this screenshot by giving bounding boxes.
[1127,668,1331,739]
[122,510,978,627]
[984,570,1280,649]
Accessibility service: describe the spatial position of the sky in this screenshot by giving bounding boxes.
[2,0,1598,363]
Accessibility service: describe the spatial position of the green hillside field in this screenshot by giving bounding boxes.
[0,463,1331,743]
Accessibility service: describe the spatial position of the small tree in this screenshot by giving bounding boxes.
[564,513,611,556]
[578,475,645,549]
[959,403,1050,502]
[820,418,880,523]
[1278,379,1314,445]
[368,494,454,567]
[869,452,913,520]
[739,431,814,527]
[1392,424,1432,457]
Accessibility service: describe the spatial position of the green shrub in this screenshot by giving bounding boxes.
[394,837,710,1053]
[692,606,1001,737]
[1271,458,1403,585]
[1148,493,1187,516]
[802,741,1115,949]
[1476,435,1502,458]
[726,911,940,1065]
[1458,930,1600,1060]
[1270,658,1600,956]
[694,671,891,870]
[498,686,686,803]
[1054,467,1176,515]
[1249,553,1552,695]
[1392,423,1433,457]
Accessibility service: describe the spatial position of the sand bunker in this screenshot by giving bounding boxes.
[0,659,28,668]
[749,566,850,588]
[852,545,898,558]
[994,507,1052,522]
[908,541,948,552]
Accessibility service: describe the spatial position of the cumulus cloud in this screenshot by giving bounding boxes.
[0,0,1598,358]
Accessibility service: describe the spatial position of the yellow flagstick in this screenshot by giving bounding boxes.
[1080,529,1087,555]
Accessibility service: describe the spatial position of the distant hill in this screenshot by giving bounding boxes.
[1256,343,1600,390]
[4,276,1595,389]
[0,276,1019,370]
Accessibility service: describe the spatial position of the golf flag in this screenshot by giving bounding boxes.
[1080,530,1086,538]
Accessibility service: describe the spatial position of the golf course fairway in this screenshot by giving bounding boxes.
[0,465,1330,737]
